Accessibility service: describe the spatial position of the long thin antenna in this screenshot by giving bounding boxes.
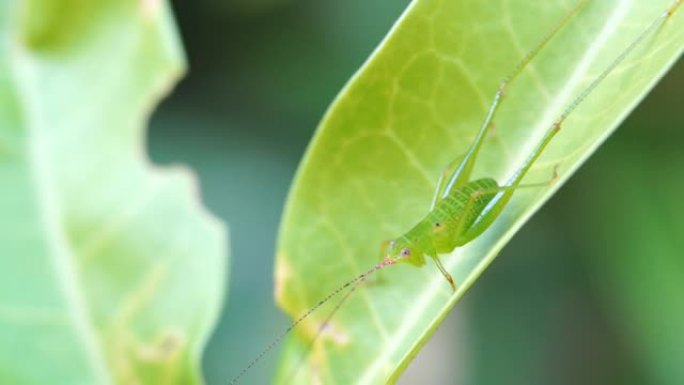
[229,257,399,385]
[282,265,370,383]
[230,1,683,383]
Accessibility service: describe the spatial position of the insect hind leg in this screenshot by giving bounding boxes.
[430,157,465,210]
[436,2,585,202]
[461,166,559,242]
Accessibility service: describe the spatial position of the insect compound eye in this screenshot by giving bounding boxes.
[400,248,411,257]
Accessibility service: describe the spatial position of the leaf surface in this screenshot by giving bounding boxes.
[0,1,225,383]
[275,0,683,383]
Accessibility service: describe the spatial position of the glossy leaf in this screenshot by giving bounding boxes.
[0,1,225,384]
[274,0,683,384]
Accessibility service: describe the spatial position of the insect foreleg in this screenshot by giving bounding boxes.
[431,254,457,291]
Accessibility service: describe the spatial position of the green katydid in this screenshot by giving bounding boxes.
[230,1,683,383]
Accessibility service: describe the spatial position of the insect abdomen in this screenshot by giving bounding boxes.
[429,178,499,252]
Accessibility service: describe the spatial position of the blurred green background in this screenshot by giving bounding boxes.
[149,1,684,384]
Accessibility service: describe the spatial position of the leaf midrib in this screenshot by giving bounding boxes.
[11,46,114,382]
[356,3,631,383]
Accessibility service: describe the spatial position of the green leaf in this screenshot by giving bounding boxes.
[274,0,684,383]
[0,1,226,384]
